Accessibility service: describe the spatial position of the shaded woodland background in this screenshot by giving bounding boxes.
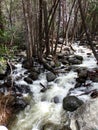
[0,0,98,66]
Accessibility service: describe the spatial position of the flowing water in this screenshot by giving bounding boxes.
[1,43,98,130]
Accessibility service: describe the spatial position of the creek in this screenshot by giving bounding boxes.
[0,43,98,130]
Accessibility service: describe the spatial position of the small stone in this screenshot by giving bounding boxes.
[53,96,59,103]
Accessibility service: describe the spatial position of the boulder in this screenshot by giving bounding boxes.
[22,58,33,69]
[68,57,82,65]
[63,96,83,112]
[89,70,98,82]
[77,68,88,78]
[75,67,88,86]
[75,55,83,61]
[12,98,28,112]
[71,98,98,130]
[24,77,33,84]
[68,55,83,65]
[13,84,31,94]
[46,72,56,82]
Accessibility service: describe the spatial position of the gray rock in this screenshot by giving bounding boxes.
[68,55,83,65]
[77,68,88,78]
[28,72,39,80]
[75,55,83,61]
[46,72,56,82]
[63,96,83,112]
[53,96,60,103]
[68,57,82,65]
[12,98,28,112]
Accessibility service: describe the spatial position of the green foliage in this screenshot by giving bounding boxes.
[0,44,18,59]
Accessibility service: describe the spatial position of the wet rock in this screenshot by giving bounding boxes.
[75,55,83,61]
[40,88,47,93]
[68,57,82,65]
[13,84,31,94]
[88,69,98,82]
[68,55,83,65]
[75,82,82,88]
[28,71,39,80]
[42,123,59,130]
[53,96,60,103]
[87,53,92,56]
[24,77,33,84]
[63,96,83,112]
[60,125,72,130]
[22,58,33,69]
[31,67,41,74]
[62,60,69,65]
[75,67,88,86]
[77,68,88,78]
[0,84,8,93]
[57,53,65,59]
[6,76,13,87]
[50,61,55,67]
[90,90,98,98]
[46,72,56,82]
[12,98,28,112]
[71,98,98,130]
[15,76,22,81]
[76,78,86,84]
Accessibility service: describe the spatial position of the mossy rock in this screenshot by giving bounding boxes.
[0,58,7,74]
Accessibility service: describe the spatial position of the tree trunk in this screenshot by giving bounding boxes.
[78,0,98,62]
[0,0,4,34]
[22,0,33,66]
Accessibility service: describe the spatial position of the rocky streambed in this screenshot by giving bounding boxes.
[0,42,98,130]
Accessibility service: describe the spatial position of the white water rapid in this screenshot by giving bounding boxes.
[1,43,98,130]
